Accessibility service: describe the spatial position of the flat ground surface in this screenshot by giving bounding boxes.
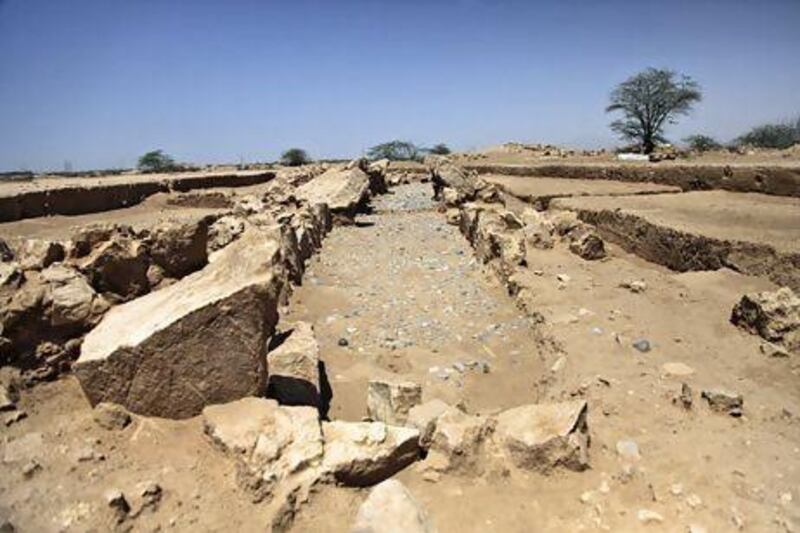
[0,192,223,240]
[554,190,800,253]
[0,169,269,197]
[283,184,549,419]
[483,174,679,201]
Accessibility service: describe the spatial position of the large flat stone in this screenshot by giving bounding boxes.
[74,228,285,419]
[295,167,370,215]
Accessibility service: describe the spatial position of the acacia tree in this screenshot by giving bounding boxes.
[367,140,419,161]
[427,143,451,155]
[606,68,702,154]
[280,148,311,166]
[137,150,176,173]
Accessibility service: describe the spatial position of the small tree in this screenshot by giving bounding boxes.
[427,143,451,155]
[137,150,176,173]
[606,68,702,154]
[684,134,721,153]
[280,148,311,166]
[367,140,419,161]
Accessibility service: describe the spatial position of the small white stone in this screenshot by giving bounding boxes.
[637,509,664,524]
[670,483,684,496]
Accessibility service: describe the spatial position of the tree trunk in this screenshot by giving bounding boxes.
[642,136,655,154]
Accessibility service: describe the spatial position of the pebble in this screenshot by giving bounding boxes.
[337,338,349,347]
[685,494,703,509]
[616,439,640,462]
[22,460,41,479]
[632,339,651,353]
[670,483,684,496]
[661,362,695,377]
[760,342,789,358]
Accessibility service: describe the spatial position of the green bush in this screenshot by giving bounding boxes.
[683,134,721,152]
[427,143,451,155]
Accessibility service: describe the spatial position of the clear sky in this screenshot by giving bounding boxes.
[1,0,798,171]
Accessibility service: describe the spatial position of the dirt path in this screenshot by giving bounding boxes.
[283,184,549,420]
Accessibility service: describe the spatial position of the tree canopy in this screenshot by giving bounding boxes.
[137,150,176,173]
[280,148,311,166]
[366,140,420,161]
[735,121,799,149]
[606,68,702,154]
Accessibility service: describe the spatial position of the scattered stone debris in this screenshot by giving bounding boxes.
[759,341,790,358]
[701,389,743,416]
[352,479,435,533]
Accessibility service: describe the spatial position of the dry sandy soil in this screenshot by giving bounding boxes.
[1,163,799,532]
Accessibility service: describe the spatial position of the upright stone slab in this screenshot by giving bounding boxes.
[75,229,285,419]
[267,321,322,408]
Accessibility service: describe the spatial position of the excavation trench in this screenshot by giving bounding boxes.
[280,183,549,421]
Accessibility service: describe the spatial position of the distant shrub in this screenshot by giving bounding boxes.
[137,150,177,173]
[280,148,311,167]
[683,134,722,152]
[427,143,451,155]
[367,141,420,161]
[735,122,798,149]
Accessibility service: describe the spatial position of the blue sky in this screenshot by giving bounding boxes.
[0,0,798,171]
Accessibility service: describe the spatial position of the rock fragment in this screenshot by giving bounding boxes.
[407,399,457,448]
[203,397,323,501]
[620,279,647,293]
[322,421,420,486]
[93,402,132,430]
[429,410,494,474]
[567,226,606,260]
[367,379,423,426]
[296,165,371,217]
[267,322,322,408]
[731,287,799,352]
[494,400,590,473]
[701,389,743,416]
[352,479,435,533]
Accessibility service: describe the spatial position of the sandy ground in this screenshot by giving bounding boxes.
[2,183,799,532]
[0,170,270,197]
[483,175,679,203]
[554,190,800,254]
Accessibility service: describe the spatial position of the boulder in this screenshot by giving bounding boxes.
[267,322,322,408]
[352,479,436,533]
[367,379,422,426]
[41,265,108,328]
[145,220,208,278]
[296,167,371,216]
[366,159,389,195]
[472,209,527,272]
[426,156,477,203]
[203,397,323,502]
[731,287,800,352]
[494,400,590,473]
[321,421,420,486]
[74,228,285,419]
